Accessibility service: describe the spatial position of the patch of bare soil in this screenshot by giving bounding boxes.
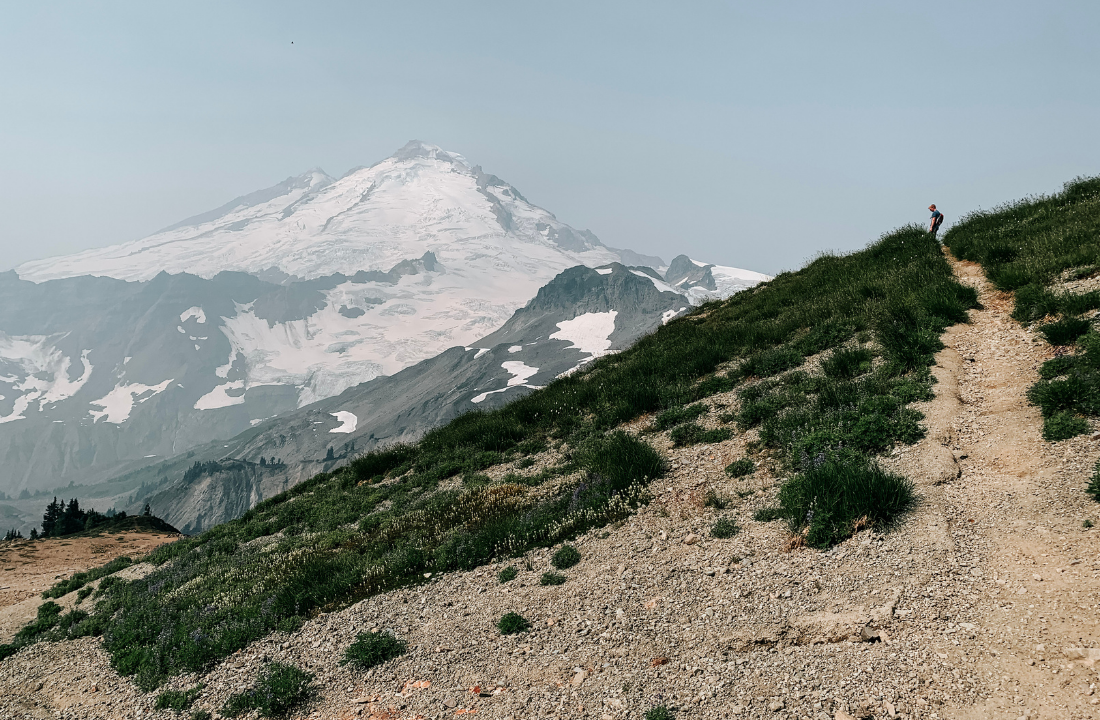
[0,532,179,644]
[3,255,1099,720]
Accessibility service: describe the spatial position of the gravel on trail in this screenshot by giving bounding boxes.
[2,254,1099,720]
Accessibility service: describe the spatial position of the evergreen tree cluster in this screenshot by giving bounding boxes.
[40,497,125,538]
[3,528,23,541]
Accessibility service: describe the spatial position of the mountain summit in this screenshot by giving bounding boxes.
[16,141,627,283]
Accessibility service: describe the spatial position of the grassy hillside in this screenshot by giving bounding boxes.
[2,226,976,688]
[946,174,1100,500]
[946,176,1100,444]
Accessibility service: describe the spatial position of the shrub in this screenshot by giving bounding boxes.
[710,517,739,538]
[776,456,914,547]
[540,572,566,586]
[551,545,580,570]
[1044,411,1089,442]
[821,347,874,380]
[155,685,204,711]
[645,706,675,720]
[703,489,730,509]
[498,566,518,583]
[497,612,530,634]
[753,507,784,522]
[651,403,708,431]
[191,711,211,720]
[342,632,407,669]
[668,423,732,447]
[1040,317,1091,346]
[1088,461,1100,503]
[724,458,754,478]
[221,662,314,718]
[75,586,94,604]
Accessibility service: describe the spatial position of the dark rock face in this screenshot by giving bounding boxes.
[665,254,718,291]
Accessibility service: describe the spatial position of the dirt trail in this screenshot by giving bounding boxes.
[0,532,178,644]
[934,257,1100,719]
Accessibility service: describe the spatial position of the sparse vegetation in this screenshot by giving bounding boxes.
[498,565,518,583]
[1039,317,1091,346]
[76,585,94,604]
[645,706,675,720]
[540,571,566,586]
[947,176,1100,454]
[753,507,784,522]
[724,458,754,478]
[651,403,708,431]
[342,632,407,669]
[703,489,731,509]
[774,454,914,547]
[1043,411,1090,442]
[669,423,732,447]
[710,517,739,538]
[497,612,530,634]
[42,555,133,598]
[221,662,313,718]
[155,685,204,711]
[551,545,580,569]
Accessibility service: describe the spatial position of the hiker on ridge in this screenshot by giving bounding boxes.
[928,204,944,240]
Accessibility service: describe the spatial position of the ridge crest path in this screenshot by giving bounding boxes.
[934,256,1100,719]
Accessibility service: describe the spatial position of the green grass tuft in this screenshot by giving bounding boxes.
[221,662,313,718]
[821,346,875,380]
[668,423,732,447]
[155,685,204,711]
[645,706,675,720]
[1043,411,1089,442]
[497,612,530,634]
[342,632,407,669]
[551,545,580,570]
[498,566,518,583]
[1040,317,1091,346]
[753,507,784,522]
[710,517,739,538]
[540,572,566,586]
[776,455,915,547]
[651,403,708,431]
[724,458,754,478]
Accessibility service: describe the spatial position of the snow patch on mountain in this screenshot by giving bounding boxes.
[88,379,173,423]
[471,361,541,404]
[0,334,93,424]
[180,307,207,324]
[329,411,357,434]
[549,311,618,357]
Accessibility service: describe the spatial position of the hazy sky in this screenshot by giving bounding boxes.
[2,2,1098,275]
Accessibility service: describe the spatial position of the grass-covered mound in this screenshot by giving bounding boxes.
[7,226,974,688]
[946,176,1100,443]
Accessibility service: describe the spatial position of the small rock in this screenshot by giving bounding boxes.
[1033,574,1042,582]
[1090,431,1100,440]
[443,698,457,708]
[572,670,586,686]
[834,711,857,720]
[768,699,785,711]
[683,533,700,545]
[859,626,881,643]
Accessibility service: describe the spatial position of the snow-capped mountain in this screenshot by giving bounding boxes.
[16,141,644,283]
[0,141,765,510]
